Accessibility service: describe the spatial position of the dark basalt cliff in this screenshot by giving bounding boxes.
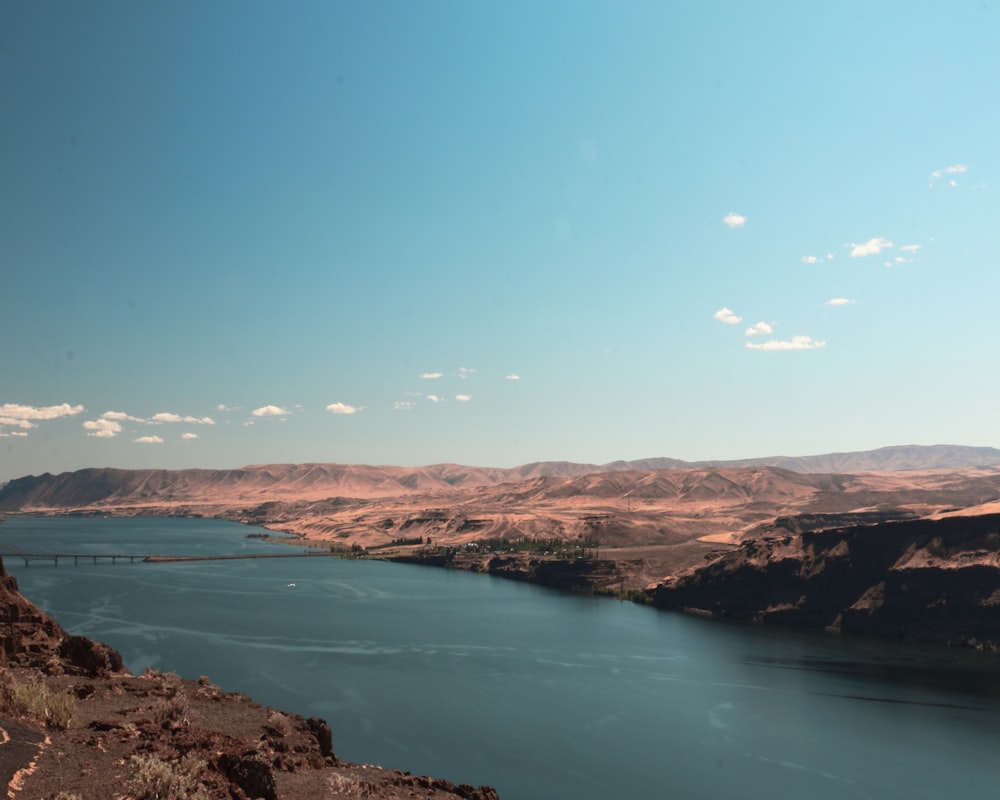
[388,550,635,593]
[0,557,499,799]
[649,513,1000,649]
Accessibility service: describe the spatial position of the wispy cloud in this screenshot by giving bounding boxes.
[181,432,199,440]
[744,322,773,336]
[0,431,28,438]
[326,402,360,415]
[505,373,521,381]
[150,412,215,424]
[455,394,472,402]
[101,410,145,423]
[419,372,443,380]
[801,253,834,265]
[929,164,967,188]
[722,212,747,229]
[83,419,122,438]
[251,405,289,417]
[426,395,442,403]
[900,244,921,254]
[827,298,854,306]
[746,335,827,351]
[393,401,416,411]
[713,307,742,325]
[849,237,893,258]
[134,435,164,444]
[458,367,477,378]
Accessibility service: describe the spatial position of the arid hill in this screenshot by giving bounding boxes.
[4,446,1000,590]
[649,513,1000,649]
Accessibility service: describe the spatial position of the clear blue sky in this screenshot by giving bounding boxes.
[3,1,999,481]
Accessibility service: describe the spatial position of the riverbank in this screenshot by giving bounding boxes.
[382,548,651,600]
[0,556,500,799]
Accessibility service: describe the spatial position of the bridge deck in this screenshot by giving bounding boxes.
[0,550,339,566]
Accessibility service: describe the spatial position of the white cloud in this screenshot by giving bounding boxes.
[745,322,773,336]
[394,401,416,411]
[930,164,968,187]
[458,367,477,378]
[849,237,893,257]
[455,394,472,402]
[150,412,215,425]
[746,335,827,351]
[801,255,822,265]
[0,431,29,438]
[252,405,288,417]
[426,395,442,403]
[83,419,122,438]
[900,244,921,254]
[0,403,85,423]
[713,307,742,325]
[134,435,164,444]
[326,402,359,415]
[827,298,854,306]
[419,372,443,380]
[722,212,746,228]
[181,432,198,440]
[505,374,521,381]
[0,417,36,430]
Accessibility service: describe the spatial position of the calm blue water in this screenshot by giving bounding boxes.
[2,516,999,800]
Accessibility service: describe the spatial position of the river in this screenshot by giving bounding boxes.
[2,516,999,800]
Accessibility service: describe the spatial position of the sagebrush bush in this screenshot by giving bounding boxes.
[130,753,211,800]
[153,692,189,727]
[0,671,76,730]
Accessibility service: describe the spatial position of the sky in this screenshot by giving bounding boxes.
[2,1,999,482]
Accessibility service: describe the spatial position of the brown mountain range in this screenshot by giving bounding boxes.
[3,445,1000,590]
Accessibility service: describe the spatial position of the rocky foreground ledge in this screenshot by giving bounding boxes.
[0,558,498,800]
[650,513,1000,650]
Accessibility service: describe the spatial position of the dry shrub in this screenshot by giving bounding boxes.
[266,710,293,736]
[0,671,76,730]
[153,692,190,727]
[130,753,211,800]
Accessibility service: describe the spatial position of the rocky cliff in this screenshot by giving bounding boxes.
[0,557,499,800]
[649,513,1000,649]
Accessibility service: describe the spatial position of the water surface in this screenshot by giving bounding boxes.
[2,516,998,800]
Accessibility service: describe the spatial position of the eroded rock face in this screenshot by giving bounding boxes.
[58,634,125,677]
[650,514,1000,648]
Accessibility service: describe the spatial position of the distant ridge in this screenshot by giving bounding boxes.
[1,444,999,512]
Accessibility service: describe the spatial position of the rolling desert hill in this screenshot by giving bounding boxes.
[4,445,1000,590]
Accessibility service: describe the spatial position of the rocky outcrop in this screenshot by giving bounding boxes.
[0,556,499,799]
[388,550,636,593]
[650,513,1000,649]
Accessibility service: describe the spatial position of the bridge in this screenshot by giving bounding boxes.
[0,544,339,568]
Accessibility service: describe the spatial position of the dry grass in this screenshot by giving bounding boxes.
[0,670,76,730]
[130,753,211,800]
